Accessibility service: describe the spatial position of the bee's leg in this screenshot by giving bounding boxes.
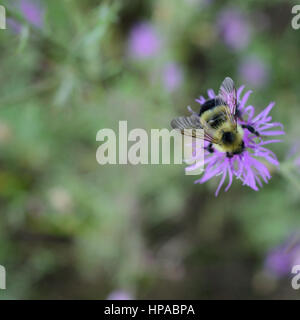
[206,143,214,153]
[226,152,233,158]
[242,124,260,137]
[235,104,244,122]
[235,106,241,119]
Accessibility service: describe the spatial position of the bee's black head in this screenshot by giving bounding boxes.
[222,131,235,144]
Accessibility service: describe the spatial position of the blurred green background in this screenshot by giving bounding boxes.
[0,0,300,299]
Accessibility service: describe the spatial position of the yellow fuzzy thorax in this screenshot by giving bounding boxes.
[201,105,245,154]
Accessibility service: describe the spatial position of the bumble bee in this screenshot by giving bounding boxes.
[171,77,259,158]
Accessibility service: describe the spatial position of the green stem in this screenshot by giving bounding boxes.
[5,6,82,64]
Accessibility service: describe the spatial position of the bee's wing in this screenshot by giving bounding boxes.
[218,77,237,127]
[171,114,218,144]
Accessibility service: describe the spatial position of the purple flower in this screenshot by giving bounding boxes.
[285,144,300,172]
[8,0,44,32]
[218,8,251,51]
[239,55,269,88]
[286,143,299,159]
[185,0,213,6]
[162,62,183,92]
[295,157,300,170]
[265,237,300,277]
[186,85,284,196]
[128,22,161,60]
[287,145,300,171]
[107,290,133,300]
[265,248,292,276]
[20,0,43,27]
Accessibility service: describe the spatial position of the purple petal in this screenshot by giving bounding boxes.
[196,96,206,104]
[207,89,216,99]
[237,85,245,101]
[225,164,233,192]
[239,90,252,111]
[215,167,227,196]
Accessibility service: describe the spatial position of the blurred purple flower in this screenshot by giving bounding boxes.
[128,22,161,60]
[186,85,284,196]
[218,8,251,51]
[239,56,269,88]
[265,248,292,276]
[286,144,300,171]
[20,0,44,28]
[185,0,213,6]
[8,0,44,33]
[107,290,133,300]
[162,62,183,92]
[265,237,300,277]
[295,157,300,170]
[287,143,299,159]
